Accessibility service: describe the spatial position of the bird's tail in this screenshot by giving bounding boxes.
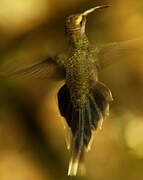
[58,82,113,176]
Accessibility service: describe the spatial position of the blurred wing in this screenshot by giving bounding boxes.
[6,57,66,81]
[97,37,143,69]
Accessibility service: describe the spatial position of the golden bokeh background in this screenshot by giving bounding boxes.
[0,0,143,180]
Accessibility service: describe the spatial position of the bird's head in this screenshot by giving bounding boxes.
[65,5,109,36]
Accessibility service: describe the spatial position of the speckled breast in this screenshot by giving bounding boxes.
[66,49,98,107]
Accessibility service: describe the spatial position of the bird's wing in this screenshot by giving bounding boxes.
[2,56,66,81]
[97,38,143,69]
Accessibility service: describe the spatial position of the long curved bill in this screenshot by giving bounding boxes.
[82,5,110,16]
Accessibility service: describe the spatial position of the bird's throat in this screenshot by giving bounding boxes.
[67,32,88,49]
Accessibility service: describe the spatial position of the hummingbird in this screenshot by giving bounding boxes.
[58,5,113,176]
[5,5,143,176]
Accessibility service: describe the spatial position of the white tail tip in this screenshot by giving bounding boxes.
[68,159,79,176]
[68,158,86,176]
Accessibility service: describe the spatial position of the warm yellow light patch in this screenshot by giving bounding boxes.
[125,115,143,158]
[75,15,82,25]
[0,0,49,36]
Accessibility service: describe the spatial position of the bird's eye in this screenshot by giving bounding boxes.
[80,19,84,26]
[80,16,85,26]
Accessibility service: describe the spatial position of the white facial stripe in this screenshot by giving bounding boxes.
[75,15,82,25]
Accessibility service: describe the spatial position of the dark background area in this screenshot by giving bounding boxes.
[0,0,143,179]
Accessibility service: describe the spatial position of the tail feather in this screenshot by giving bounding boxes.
[57,82,112,176]
[68,108,85,176]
